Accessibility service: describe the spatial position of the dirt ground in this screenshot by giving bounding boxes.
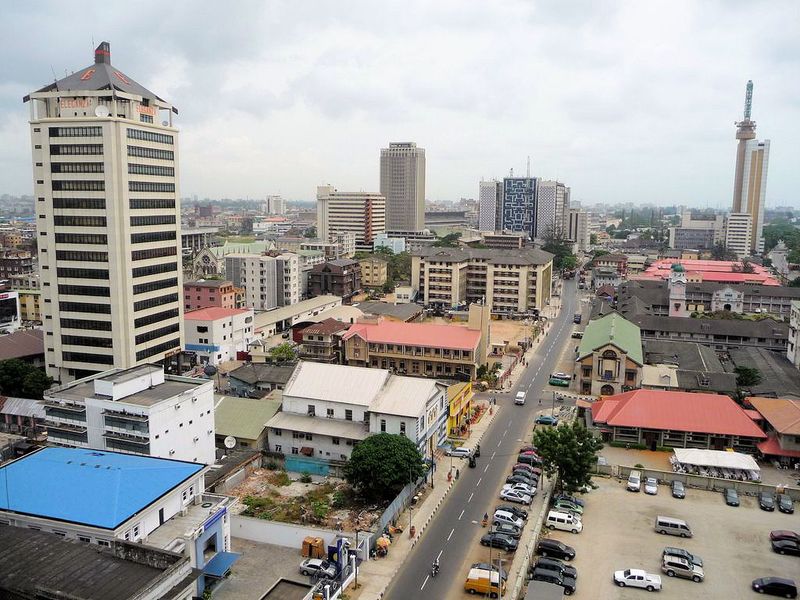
[228,468,385,532]
[423,316,533,349]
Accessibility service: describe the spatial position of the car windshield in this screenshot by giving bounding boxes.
[623,569,631,577]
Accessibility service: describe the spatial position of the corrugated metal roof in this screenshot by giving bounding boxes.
[214,395,281,441]
[266,411,369,440]
[371,377,444,417]
[0,396,45,419]
[747,397,800,435]
[283,362,390,406]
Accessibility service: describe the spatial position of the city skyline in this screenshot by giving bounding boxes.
[1,1,798,208]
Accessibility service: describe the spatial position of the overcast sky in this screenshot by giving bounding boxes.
[1,1,798,207]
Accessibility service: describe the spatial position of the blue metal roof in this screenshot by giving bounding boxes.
[0,447,203,529]
[203,551,241,578]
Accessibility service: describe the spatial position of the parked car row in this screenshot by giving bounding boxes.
[545,492,586,535]
[467,505,529,596]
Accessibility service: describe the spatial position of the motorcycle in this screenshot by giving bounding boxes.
[431,560,440,577]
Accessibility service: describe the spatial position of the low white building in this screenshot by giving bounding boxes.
[266,362,447,474]
[373,232,406,254]
[184,307,255,366]
[0,447,235,598]
[42,364,216,464]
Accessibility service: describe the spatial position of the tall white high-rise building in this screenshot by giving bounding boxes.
[316,185,386,252]
[263,195,286,215]
[225,253,299,310]
[478,180,502,231]
[25,42,183,383]
[380,142,426,232]
[724,213,753,258]
[536,180,570,238]
[567,208,590,253]
[731,81,770,254]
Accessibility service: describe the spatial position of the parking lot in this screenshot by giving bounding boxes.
[540,476,799,599]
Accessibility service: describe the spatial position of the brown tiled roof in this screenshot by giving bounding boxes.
[747,397,800,435]
[301,318,350,336]
[0,329,44,361]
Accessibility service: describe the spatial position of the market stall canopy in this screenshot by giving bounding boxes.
[672,448,759,472]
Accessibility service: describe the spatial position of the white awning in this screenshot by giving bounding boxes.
[672,448,759,472]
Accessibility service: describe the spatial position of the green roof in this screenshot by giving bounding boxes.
[577,312,643,365]
[214,394,282,441]
[209,240,274,258]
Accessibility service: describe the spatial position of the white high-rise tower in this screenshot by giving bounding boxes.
[25,42,183,382]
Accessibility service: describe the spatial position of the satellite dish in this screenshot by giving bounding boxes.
[94,105,110,118]
[203,364,218,377]
[224,436,237,449]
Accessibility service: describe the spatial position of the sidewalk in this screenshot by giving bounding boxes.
[349,403,501,600]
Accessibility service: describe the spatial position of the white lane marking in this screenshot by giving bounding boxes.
[468,492,474,502]
[437,549,444,560]
[483,464,489,473]
[502,429,507,437]
[420,575,429,590]
[477,477,482,486]
[491,451,496,460]
[508,419,513,426]
[459,509,465,520]
[447,529,455,541]
[497,441,502,448]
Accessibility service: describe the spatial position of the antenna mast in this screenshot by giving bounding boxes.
[743,80,753,120]
[526,156,531,178]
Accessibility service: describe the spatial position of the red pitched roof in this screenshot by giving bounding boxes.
[184,307,250,321]
[591,389,766,438]
[635,259,780,286]
[342,320,481,351]
[757,434,800,458]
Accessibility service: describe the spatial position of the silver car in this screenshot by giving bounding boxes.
[644,478,658,495]
[662,555,704,582]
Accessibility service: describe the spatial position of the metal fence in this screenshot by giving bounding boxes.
[371,475,425,549]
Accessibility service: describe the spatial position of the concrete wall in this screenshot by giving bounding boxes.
[231,514,354,550]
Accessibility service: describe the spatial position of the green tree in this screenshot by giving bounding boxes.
[0,359,53,399]
[589,233,598,246]
[734,366,762,388]
[541,224,578,271]
[433,232,462,247]
[711,243,738,261]
[268,342,298,362]
[344,433,426,501]
[532,421,603,494]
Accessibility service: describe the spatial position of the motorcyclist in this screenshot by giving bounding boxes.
[431,558,440,576]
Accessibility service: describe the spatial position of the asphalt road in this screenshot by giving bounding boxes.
[384,280,579,600]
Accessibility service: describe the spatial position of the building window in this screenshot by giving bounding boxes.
[126,128,174,145]
[327,408,334,418]
[51,143,103,155]
[135,323,180,345]
[57,267,109,279]
[51,162,104,173]
[52,180,105,191]
[56,250,108,262]
[128,163,175,177]
[55,233,107,245]
[53,197,106,210]
[274,444,282,452]
[58,284,110,297]
[130,214,177,227]
[132,262,178,278]
[134,292,179,312]
[332,437,340,445]
[130,198,176,209]
[307,405,315,416]
[127,145,174,160]
[345,409,353,421]
[135,338,180,361]
[131,246,177,261]
[50,126,102,137]
[400,422,406,435]
[291,447,299,454]
[380,419,386,433]
[59,301,111,314]
[131,231,176,244]
[132,277,178,295]
[129,181,175,193]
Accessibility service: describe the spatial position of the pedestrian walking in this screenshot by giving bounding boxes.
[456,469,460,480]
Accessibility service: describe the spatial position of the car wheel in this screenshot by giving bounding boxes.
[302,570,309,576]
[617,581,625,587]
[564,589,573,596]
[780,549,786,555]
[571,529,578,534]
[680,533,688,538]
[658,530,666,535]
[489,593,498,599]
[667,571,675,577]
[566,555,575,561]
[540,550,548,557]
[646,585,654,592]
[692,576,701,582]
[548,524,555,530]
[481,541,487,546]
[468,590,476,595]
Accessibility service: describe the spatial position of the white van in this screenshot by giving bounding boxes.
[446,446,472,458]
[492,509,524,529]
[627,470,642,492]
[515,391,526,405]
[546,510,583,534]
[654,516,692,538]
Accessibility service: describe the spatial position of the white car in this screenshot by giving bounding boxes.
[644,478,658,495]
[300,558,336,578]
[445,447,472,458]
[502,483,536,496]
[500,489,532,505]
[515,391,526,405]
[613,569,662,592]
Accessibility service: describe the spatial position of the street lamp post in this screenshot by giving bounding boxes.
[496,558,507,599]
[552,390,556,417]
[354,529,360,589]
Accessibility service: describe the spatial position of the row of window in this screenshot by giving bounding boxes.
[127,128,173,145]
[131,246,176,261]
[50,126,102,138]
[132,262,177,278]
[134,308,179,328]
[128,163,175,177]
[133,292,178,312]
[129,181,175,192]
[54,215,107,227]
[63,351,114,365]
[50,144,103,155]
[57,267,109,279]
[53,197,105,210]
[130,215,176,226]
[59,301,111,314]
[130,198,175,209]
[55,233,107,245]
[61,318,112,331]
[135,338,180,361]
[135,323,180,345]
[62,334,113,348]
[131,231,175,244]
[56,250,108,262]
[58,284,109,297]
[127,145,174,161]
[51,162,104,173]
[52,180,105,191]
[132,277,177,295]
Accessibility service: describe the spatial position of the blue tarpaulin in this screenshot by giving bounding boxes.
[203,552,241,578]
